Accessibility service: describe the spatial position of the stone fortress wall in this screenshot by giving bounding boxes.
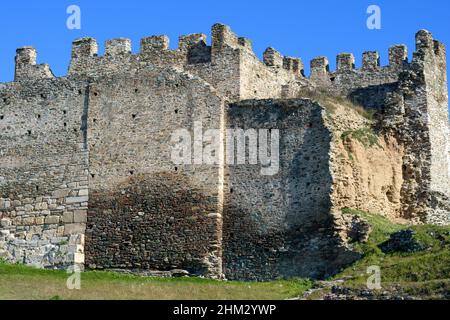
[0,24,449,280]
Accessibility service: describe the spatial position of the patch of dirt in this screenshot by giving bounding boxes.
[324,102,407,223]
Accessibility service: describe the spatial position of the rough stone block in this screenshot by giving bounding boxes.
[74,252,85,264]
[45,216,60,225]
[57,226,65,237]
[62,212,74,224]
[179,33,207,51]
[22,217,35,225]
[211,23,238,50]
[0,218,12,228]
[66,196,89,204]
[263,48,283,68]
[71,37,98,60]
[389,45,408,67]
[73,210,87,223]
[105,38,132,56]
[64,223,86,236]
[35,202,48,210]
[140,36,169,52]
[2,200,11,209]
[52,189,71,199]
[337,53,355,71]
[362,51,380,70]
[78,189,89,196]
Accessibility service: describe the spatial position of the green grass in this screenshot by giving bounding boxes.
[0,262,313,300]
[297,89,376,120]
[341,128,380,149]
[1,209,449,300]
[336,208,450,294]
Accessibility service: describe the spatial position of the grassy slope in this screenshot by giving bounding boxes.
[333,209,450,298]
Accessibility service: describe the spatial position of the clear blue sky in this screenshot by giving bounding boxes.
[0,0,449,89]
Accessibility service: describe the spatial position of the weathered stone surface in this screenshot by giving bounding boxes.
[379,229,425,253]
[66,196,89,204]
[62,212,74,224]
[0,24,448,280]
[73,210,87,223]
[336,213,371,244]
[52,189,71,198]
[64,223,86,236]
[45,216,60,224]
[0,218,12,228]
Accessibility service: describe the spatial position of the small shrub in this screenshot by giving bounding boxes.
[341,128,380,148]
[297,89,376,120]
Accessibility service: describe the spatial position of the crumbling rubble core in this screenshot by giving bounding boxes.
[0,24,449,280]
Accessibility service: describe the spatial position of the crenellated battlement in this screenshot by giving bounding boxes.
[306,49,399,102]
[299,30,447,108]
[14,47,54,81]
[5,24,305,100]
[71,37,99,59]
[1,23,449,279]
[310,44,408,76]
[2,24,447,104]
[105,38,132,56]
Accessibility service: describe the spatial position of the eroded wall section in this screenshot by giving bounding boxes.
[223,99,359,281]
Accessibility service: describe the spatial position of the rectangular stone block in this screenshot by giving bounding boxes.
[45,216,60,224]
[78,189,89,196]
[22,217,35,225]
[67,182,78,188]
[65,196,89,204]
[35,217,45,225]
[0,218,12,228]
[69,233,85,245]
[52,189,71,199]
[74,252,85,264]
[1,230,11,239]
[73,210,87,223]
[42,229,57,240]
[57,226,65,236]
[64,223,86,236]
[35,202,48,210]
[0,200,11,209]
[62,212,74,223]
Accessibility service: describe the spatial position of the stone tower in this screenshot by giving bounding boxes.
[0,24,449,280]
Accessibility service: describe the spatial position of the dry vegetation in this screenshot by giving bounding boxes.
[297,88,376,120]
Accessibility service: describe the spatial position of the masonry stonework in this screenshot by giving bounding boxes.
[0,24,449,280]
